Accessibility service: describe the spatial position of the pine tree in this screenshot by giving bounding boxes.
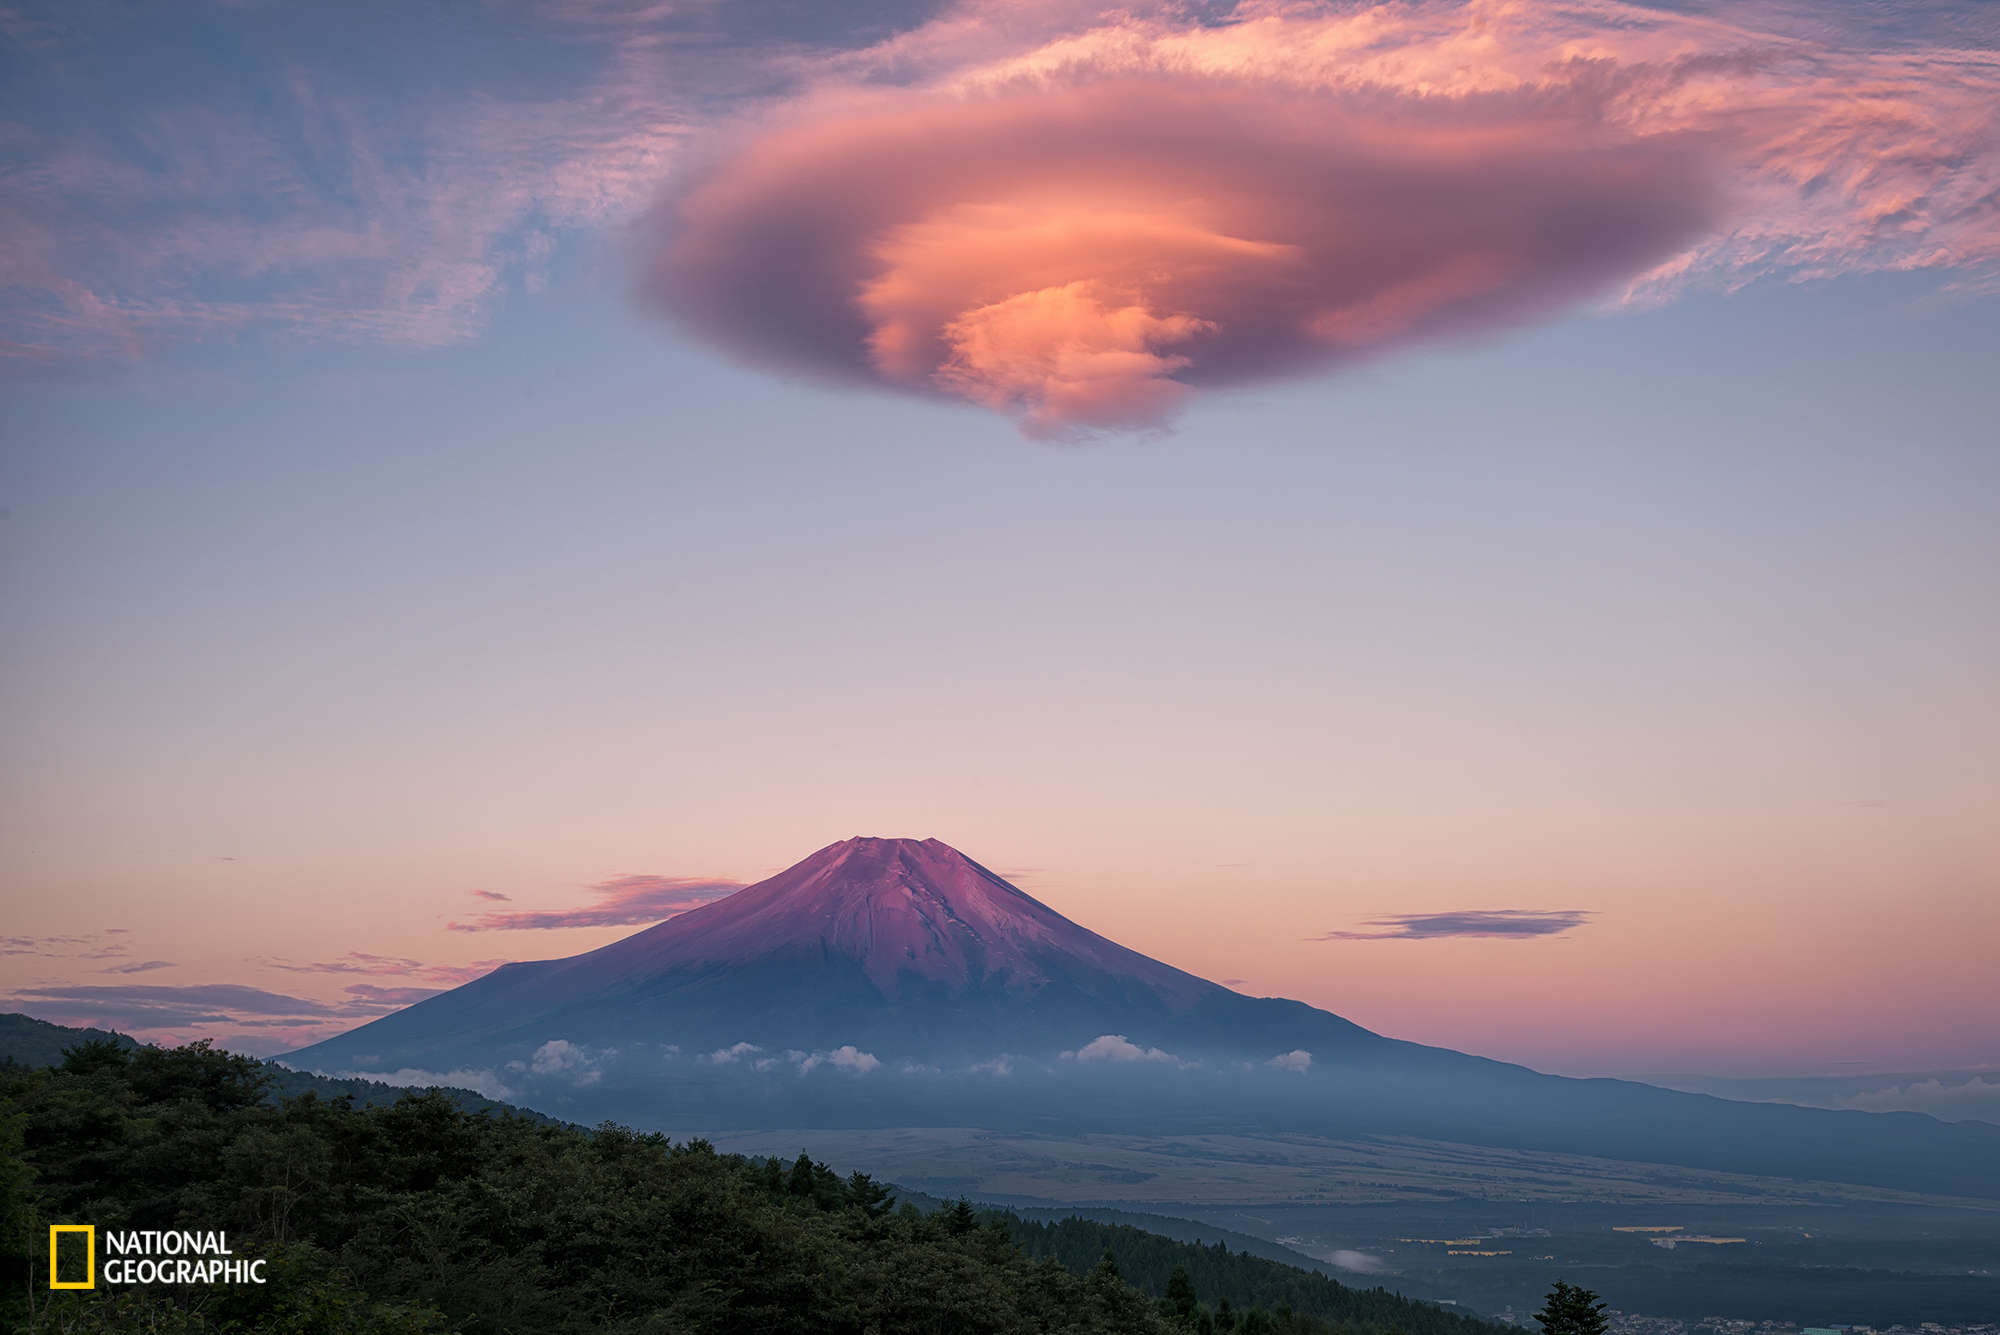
[943,1195,979,1235]
[1166,1261,1199,1322]
[846,1170,894,1219]
[1533,1280,1609,1335]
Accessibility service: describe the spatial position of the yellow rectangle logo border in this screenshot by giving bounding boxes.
[49,1224,95,1290]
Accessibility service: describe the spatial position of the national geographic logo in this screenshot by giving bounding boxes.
[48,1226,268,1289]
[47,1226,93,1290]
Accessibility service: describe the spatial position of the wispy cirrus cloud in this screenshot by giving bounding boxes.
[6,982,345,1027]
[101,960,177,975]
[2,931,129,959]
[1315,910,1594,941]
[448,874,741,931]
[262,951,510,985]
[0,0,703,370]
[341,983,446,1008]
[4,976,444,1043]
[1,935,91,956]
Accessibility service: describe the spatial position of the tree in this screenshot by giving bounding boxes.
[1532,1280,1609,1335]
[942,1196,979,1236]
[845,1170,894,1220]
[1166,1261,1199,1322]
[787,1150,818,1196]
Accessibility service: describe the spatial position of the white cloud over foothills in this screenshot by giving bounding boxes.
[1063,1033,1180,1063]
[3,0,1993,436]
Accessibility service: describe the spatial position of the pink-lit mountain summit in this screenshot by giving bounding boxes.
[565,837,1210,1002]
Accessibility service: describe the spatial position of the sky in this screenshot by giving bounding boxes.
[2,0,1997,1086]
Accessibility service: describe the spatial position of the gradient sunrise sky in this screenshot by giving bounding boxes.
[3,0,1996,1079]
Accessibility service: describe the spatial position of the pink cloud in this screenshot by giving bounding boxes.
[645,78,1717,435]
[342,983,447,1007]
[639,0,2000,434]
[447,874,742,931]
[262,951,510,985]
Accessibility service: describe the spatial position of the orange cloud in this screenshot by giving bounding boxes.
[639,0,1999,434]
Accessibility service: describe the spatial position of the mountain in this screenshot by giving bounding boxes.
[287,837,2000,1198]
[296,836,1371,1063]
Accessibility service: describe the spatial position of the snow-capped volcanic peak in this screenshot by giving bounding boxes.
[580,836,1208,1001]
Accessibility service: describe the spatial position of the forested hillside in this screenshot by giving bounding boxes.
[0,1036,1514,1334]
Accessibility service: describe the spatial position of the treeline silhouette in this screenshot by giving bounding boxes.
[1,1038,1510,1333]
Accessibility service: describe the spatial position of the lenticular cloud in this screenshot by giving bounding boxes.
[646,81,1717,436]
[639,1,2000,435]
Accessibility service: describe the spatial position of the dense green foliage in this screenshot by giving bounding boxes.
[1,1038,1510,1335]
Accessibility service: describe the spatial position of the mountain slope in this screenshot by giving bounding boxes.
[286,837,2000,1199]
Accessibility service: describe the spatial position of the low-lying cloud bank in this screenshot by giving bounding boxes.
[641,0,2000,435]
[703,1040,883,1074]
[1063,1033,1182,1064]
[1651,1068,2000,1124]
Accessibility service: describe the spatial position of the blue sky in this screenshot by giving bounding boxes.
[2,0,1997,1076]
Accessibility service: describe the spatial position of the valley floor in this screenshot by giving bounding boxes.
[692,1126,2000,1328]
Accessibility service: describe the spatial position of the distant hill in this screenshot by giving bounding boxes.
[0,1012,139,1067]
[290,836,2000,1199]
